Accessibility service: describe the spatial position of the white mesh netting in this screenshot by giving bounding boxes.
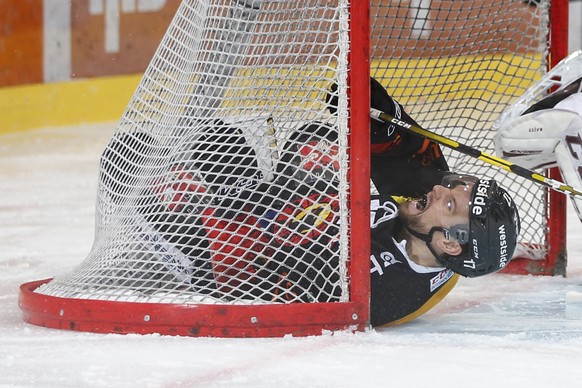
[36,0,558,305]
[370,0,554,263]
[38,0,352,304]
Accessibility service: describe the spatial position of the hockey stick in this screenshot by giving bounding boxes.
[370,107,582,198]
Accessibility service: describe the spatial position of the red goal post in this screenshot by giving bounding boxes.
[20,0,568,338]
[500,0,570,276]
[541,0,569,277]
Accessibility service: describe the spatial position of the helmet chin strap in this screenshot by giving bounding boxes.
[406,226,450,266]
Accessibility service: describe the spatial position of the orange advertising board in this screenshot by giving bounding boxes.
[0,0,43,87]
[70,0,181,79]
[0,0,545,89]
[0,0,181,88]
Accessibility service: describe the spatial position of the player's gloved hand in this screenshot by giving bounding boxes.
[326,77,445,164]
[325,77,392,135]
[326,77,392,113]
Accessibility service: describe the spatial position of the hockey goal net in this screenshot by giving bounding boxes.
[20,0,567,337]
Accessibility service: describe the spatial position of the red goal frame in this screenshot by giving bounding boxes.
[18,1,371,338]
[19,0,570,338]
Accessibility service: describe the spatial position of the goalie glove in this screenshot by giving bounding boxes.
[493,108,582,170]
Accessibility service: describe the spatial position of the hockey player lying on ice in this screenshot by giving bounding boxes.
[101,77,520,328]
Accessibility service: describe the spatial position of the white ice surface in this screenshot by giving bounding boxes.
[2,123,582,388]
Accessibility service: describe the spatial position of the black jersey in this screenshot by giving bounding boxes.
[365,85,460,326]
[369,195,459,327]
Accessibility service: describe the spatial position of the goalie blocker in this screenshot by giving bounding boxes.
[494,55,582,222]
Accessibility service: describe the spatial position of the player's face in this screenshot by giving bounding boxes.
[399,181,473,235]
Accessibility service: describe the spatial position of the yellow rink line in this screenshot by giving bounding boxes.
[0,74,142,134]
[0,54,541,134]
[374,54,542,101]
